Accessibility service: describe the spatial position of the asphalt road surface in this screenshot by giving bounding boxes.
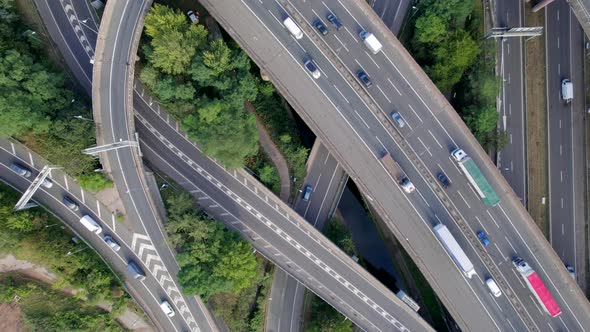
[496,0,527,205]
[42,0,435,329]
[199,0,590,330]
[544,0,587,290]
[265,142,348,332]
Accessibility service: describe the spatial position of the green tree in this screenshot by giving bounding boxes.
[464,105,498,144]
[78,173,113,192]
[415,14,447,44]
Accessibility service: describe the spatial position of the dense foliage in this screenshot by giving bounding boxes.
[0,277,124,331]
[0,0,111,189]
[163,191,259,299]
[405,0,504,149]
[0,183,130,307]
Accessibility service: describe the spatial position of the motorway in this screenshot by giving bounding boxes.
[370,0,411,35]
[0,137,175,331]
[40,0,433,330]
[545,0,587,289]
[36,0,218,331]
[496,0,527,205]
[199,0,590,330]
[266,142,348,332]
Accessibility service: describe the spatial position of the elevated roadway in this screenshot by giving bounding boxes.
[39,0,434,330]
[199,0,590,330]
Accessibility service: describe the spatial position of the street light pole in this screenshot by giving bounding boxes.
[66,246,88,256]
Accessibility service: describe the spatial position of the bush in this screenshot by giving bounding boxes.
[78,173,113,192]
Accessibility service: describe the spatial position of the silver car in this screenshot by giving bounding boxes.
[391,112,405,128]
[104,235,121,252]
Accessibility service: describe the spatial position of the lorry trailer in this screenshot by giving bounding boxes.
[451,148,500,206]
[433,224,476,278]
[380,151,415,193]
[512,257,561,317]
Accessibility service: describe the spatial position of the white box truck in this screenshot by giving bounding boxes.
[433,224,476,278]
[79,215,102,234]
[359,31,382,54]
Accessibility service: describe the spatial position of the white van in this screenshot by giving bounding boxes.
[79,215,102,234]
[561,79,573,103]
[485,278,502,297]
[283,17,303,39]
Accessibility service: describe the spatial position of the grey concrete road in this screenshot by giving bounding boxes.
[370,0,412,35]
[36,0,433,330]
[198,0,590,330]
[0,137,181,331]
[496,0,527,205]
[34,0,219,330]
[545,0,587,291]
[265,142,348,332]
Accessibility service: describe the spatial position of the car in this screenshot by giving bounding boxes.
[326,13,342,30]
[357,70,372,88]
[104,235,121,252]
[477,231,490,246]
[127,260,146,280]
[63,196,79,211]
[485,278,502,297]
[187,10,199,24]
[390,112,405,128]
[437,172,450,188]
[41,177,53,189]
[160,300,175,317]
[302,185,313,201]
[304,59,321,79]
[10,163,32,178]
[565,265,576,279]
[314,19,329,36]
[399,178,415,193]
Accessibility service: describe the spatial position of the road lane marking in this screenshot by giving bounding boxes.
[333,35,349,52]
[548,323,556,332]
[375,136,387,151]
[362,50,380,68]
[417,137,431,156]
[416,189,430,207]
[512,269,526,288]
[407,104,423,122]
[428,130,443,149]
[376,85,391,103]
[559,317,571,332]
[487,210,500,228]
[29,152,34,168]
[504,236,517,254]
[457,190,471,208]
[64,175,69,190]
[507,319,517,332]
[494,243,507,260]
[529,295,543,314]
[96,200,101,218]
[387,78,401,95]
[112,212,116,231]
[343,26,357,42]
[333,85,350,103]
[81,189,85,204]
[560,171,563,182]
[490,294,503,311]
[562,223,564,235]
[354,59,369,75]
[10,143,15,155]
[354,110,370,128]
[474,216,488,233]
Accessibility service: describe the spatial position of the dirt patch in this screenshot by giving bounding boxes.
[0,303,23,332]
[524,3,549,237]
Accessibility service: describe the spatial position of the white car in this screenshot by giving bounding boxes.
[187,10,199,24]
[304,59,321,79]
[160,300,175,317]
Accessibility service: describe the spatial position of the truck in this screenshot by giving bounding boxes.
[79,215,102,234]
[512,257,561,317]
[433,224,476,278]
[380,151,415,193]
[359,31,383,54]
[451,148,500,206]
[561,79,573,103]
[396,290,420,312]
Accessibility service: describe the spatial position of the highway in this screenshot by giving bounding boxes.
[36,0,218,330]
[567,0,590,38]
[545,0,587,289]
[370,0,411,35]
[199,0,590,330]
[266,142,348,332]
[496,0,527,205]
[38,0,434,330]
[0,137,181,331]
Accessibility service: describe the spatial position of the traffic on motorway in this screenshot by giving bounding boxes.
[14,0,590,331]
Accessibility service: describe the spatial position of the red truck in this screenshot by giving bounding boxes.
[512,257,561,317]
[380,152,415,193]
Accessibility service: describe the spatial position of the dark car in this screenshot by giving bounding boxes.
[314,19,329,36]
[326,13,342,30]
[477,231,490,246]
[437,172,450,188]
[304,59,321,79]
[63,196,79,211]
[302,185,313,201]
[357,70,372,88]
